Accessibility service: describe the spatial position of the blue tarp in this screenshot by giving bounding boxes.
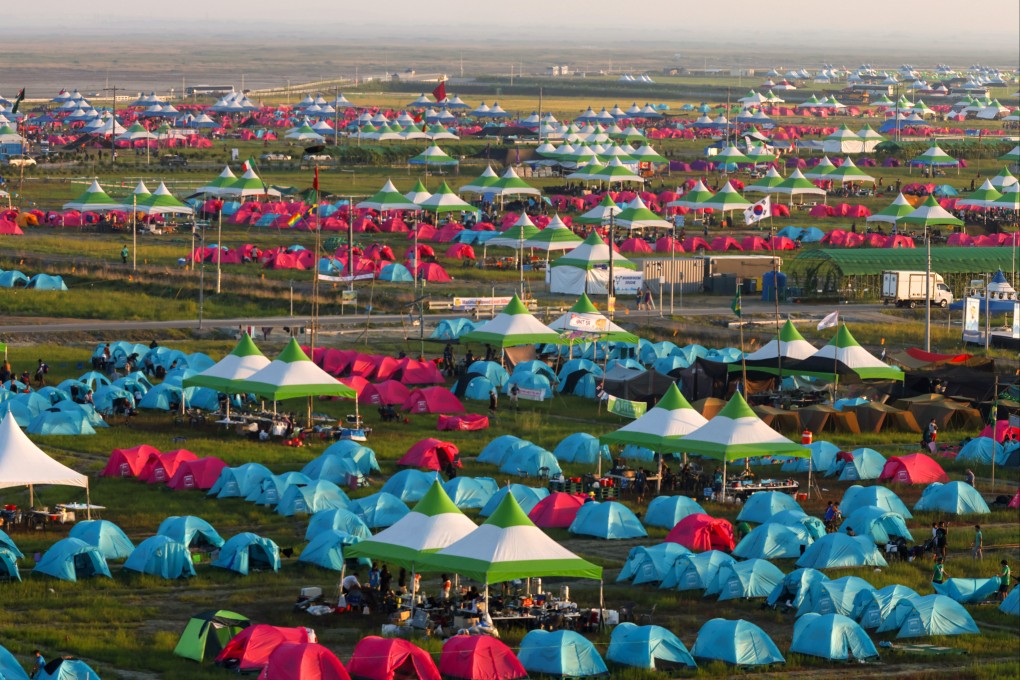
[518,630,608,678]
[68,520,134,560]
[890,594,980,638]
[645,496,705,529]
[691,618,784,666]
[710,558,785,600]
[796,534,888,570]
[211,532,281,575]
[305,508,372,541]
[854,584,919,629]
[276,480,350,516]
[607,623,696,670]
[157,516,225,550]
[767,568,829,608]
[569,501,647,540]
[298,529,368,570]
[660,551,736,591]
[733,523,812,560]
[380,469,437,503]
[349,492,410,528]
[479,484,549,517]
[790,613,879,660]
[913,481,991,515]
[933,577,1000,604]
[799,576,877,618]
[124,536,196,579]
[618,543,691,584]
[443,476,498,509]
[34,538,111,582]
[553,433,610,465]
[209,463,273,499]
[736,491,803,524]
[841,485,913,519]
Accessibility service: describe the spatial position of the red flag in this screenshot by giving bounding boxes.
[432,80,446,102]
[313,166,320,192]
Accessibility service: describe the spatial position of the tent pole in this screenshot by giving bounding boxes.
[599,578,605,631]
[29,483,34,509]
[86,481,91,520]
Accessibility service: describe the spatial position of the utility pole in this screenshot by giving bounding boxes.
[102,85,118,164]
[924,226,931,352]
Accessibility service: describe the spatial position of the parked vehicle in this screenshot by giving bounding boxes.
[160,154,188,168]
[882,270,953,308]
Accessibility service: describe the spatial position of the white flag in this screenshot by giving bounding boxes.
[743,195,771,225]
[817,311,839,330]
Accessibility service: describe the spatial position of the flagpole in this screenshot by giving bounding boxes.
[216,208,222,294]
[737,281,747,393]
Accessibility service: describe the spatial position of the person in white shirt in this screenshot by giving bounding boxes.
[342,573,362,594]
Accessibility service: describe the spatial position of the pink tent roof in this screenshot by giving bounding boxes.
[167,457,228,490]
[439,636,526,680]
[528,492,586,528]
[101,444,160,478]
[399,358,445,385]
[655,237,685,253]
[879,453,948,485]
[348,637,441,680]
[217,625,312,673]
[710,236,742,252]
[619,238,653,254]
[361,380,411,406]
[417,263,452,282]
[398,437,460,470]
[665,513,735,552]
[445,243,476,259]
[257,642,351,680]
[403,386,465,414]
[438,414,490,431]
[741,236,769,251]
[412,224,438,241]
[140,449,198,484]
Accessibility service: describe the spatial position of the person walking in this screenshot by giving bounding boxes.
[931,556,948,585]
[935,521,949,560]
[121,244,129,264]
[30,650,45,679]
[972,525,983,561]
[488,388,498,414]
[34,359,48,387]
[509,383,519,410]
[998,560,1011,602]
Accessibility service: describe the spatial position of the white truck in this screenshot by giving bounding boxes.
[882,270,953,308]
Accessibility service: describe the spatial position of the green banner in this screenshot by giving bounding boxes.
[607,395,647,419]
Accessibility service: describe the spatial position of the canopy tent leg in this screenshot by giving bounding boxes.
[599,579,605,631]
[86,481,92,520]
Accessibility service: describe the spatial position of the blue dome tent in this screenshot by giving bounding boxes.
[430,317,476,340]
[691,619,784,667]
[569,501,647,540]
[660,551,735,591]
[157,516,225,550]
[27,408,97,436]
[0,529,23,558]
[298,529,368,571]
[380,469,437,503]
[461,376,496,401]
[499,446,561,478]
[276,480,350,516]
[796,534,888,569]
[319,441,380,475]
[887,594,979,638]
[767,568,829,609]
[553,433,610,465]
[956,438,1006,465]
[1000,587,1019,616]
[477,435,526,465]
[124,536,196,579]
[798,576,878,618]
[68,520,134,559]
[841,485,912,519]
[34,538,111,582]
[518,630,608,678]
[790,613,879,661]
[913,482,990,515]
[305,508,372,541]
[733,523,812,560]
[618,543,691,585]
[782,440,839,473]
[248,472,312,505]
[767,509,827,539]
[830,447,886,481]
[211,532,281,575]
[841,506,912,544]
[300,454,361,486]
[35,658,101,680]
[208,463,273,499]
[349,492,410,528]
[853,584,919,629]
[933,577,1000,604]
[479,484,548,517]
[736,491,803,524]
[607,623,696,670]
[504,371,553,399]
[443,477,498,509]
[464,361,509,388]
[0,547,21,582]
[0,644,29,680]
[645,496,705,529]
[708,558,785,600]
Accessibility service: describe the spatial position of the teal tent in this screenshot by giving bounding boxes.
[854,584,919,629]
[349,492,410,528]
[0,546,21,582]
[841,485,912,518]
[781,440,840,473]
[796,533,888,569]
[607,623,696,670]
[691,619,784,666]
[0,644,29,680]
[248,472,311,505]
[211,532,281,575]
[298,529,369,571]
[499,446,561,477]
[733,523,812,560]
[301,451,366,483]
[430,317,477,341]
[660,550,735,591]
[956,437,1007,465]
[552,433,610,465]
[766,510,826,539]
[157,516,225,550]
[841,506,912,544]
[479,484,549,517]
[767,568,829,609]
[27,408,96,436]
[790,613,879,661]
[124,536,196,579]
[34,538,111,582]
[27,274,69,291]
[0,528,23,558]
[319,441,381,474]
[305,508,371,541]
[138,383,182,410]
[708,558,785,600]
[208,463,273,499]
[35,659,100,680]
[888,594,979,638]
[443,477,499,510]
[645,496,705,529]
[518,630,608,678]
[276,480,350,516]
[913,482,990,515]
[1000,587,1019,616]
[68,520,135,560]
[568,501,647,540]
[799,576,878,618]
[833,447,886,481]
[618,543,691,585]
[736,491,803,524]
[380,469,437,503]
[477,435,528,465]
[933,577,1000,604]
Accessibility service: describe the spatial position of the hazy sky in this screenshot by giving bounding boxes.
[9,0,1020,48]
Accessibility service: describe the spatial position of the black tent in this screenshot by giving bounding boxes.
[603,367,676,404]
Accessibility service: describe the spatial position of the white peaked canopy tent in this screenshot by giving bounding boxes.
[548,293,638,343]
[182,333,271,418]
[0,412,92,515]
[600,383,708,453]
[550,232,638,296]
[736,320,818,377]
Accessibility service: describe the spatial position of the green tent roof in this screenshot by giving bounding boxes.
[794,247,1013,277]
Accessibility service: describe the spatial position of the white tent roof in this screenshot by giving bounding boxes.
[0,412,88,489]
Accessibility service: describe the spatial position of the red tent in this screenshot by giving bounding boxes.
[619,238,652,254]
[528,492,586,528]
[350,354,378,379]
[399,358,445,385]
[654,237,685,253]
[769,236,797,250]
[438,414,490,431]
[978,420,1020,443]
[323,349,359,376]
[445,244,476,260]
[167,457,229,490]
[101,444,160,478]
[403,387,465,414]
[417,263,452,283]
[140,449,198,484]
[741,236,769,251]
[398,438,460,470]
[439,636,526,680]
[362,380,411,406]
[339,376,370,396]
[406,244,435,259]
[370,356,402,382]
[879,453,949,485]
[258,642,350,680]
[412,224,438,242]
[665,513,735,552]
[347,637,441,680]
[434,224,465,243]
[885,235,915,249]
[710,236,742,252]
[0,219,24,235]
[216,625,312,672]
[1008,490,1019,509]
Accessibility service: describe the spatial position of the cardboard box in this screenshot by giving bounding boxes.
[394,610,411,622]
[454,616,479,629]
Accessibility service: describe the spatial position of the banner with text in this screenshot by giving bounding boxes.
[317,273,375,284]
[566,313,610,333]
[963,297,981,342]
[1014,302,1019,339]
[607,394,647,419]
[516,387,546,402]
[453,296,514,310]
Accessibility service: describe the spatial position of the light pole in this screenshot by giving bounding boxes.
[101,85,118,165]
[198,223,206,330]
[924,225,931,352]
[607,212,616,317]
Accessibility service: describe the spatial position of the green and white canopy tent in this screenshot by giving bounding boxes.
[63,180,122,212]
[910,145,959,173]
[459,166,501,195]
[614,196,672,229]
[565,160,607,182]
[235,338,358,402]
[523,215,583,254]
[822,125,864,154]
[731,320,817,376]
[486,213,540,249]
[774,169,827,203]
[461,294,562,348]
[826,158,875,185]
[130,180,152,199]
[673,391,809,494]
[900,195,965,229]
[183,333,271,393]
[956,180,1003,209]
[403,180,432,205]
[991,186,1019,211]
[630,143,668,164]
[223,168,280,197]
[998,145,1020,164]
[550,232,637,296]
[196,166,238,196]
[591,158,644,185]
[417,492,602,583]
[713,145,753,166]
[666,180,715,209]
[783,324,904,382]
[745,167,786,194]
[600,383,708,452]
[408,144,458,168]
[866,193,915,224]
[284,122,325,142]
[115,121,157,142]
[574,194,621,225]
[803,156,837,181]
[744,144,778,165]
[487,167,541,198]
[416,181,479,214]
[345,481,477,570]
[548,293,638,343]
[357,179,421,212]
[700,181,753,214]
[136,182,195,215]
[989,168,1018,191]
